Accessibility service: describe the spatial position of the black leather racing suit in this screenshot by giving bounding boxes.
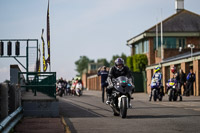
[107,66,133,96]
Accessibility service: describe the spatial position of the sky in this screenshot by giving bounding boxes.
[0,0,200,82]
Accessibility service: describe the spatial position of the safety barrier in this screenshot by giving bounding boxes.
[0,106,23,133]
[18,72,56,98]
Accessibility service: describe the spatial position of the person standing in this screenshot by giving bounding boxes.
[97,66,109,103]
[186,67,195,96]
[175,69,186,101]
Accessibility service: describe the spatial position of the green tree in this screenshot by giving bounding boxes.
[97,58,110,67]
[75,56,94,76]
[126,56,133,71]
[132,54,148,72]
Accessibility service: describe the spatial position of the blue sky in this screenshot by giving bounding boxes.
[0,0,200,81]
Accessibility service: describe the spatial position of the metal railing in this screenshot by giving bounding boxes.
[18,72,57,98]
[0,106,23,133]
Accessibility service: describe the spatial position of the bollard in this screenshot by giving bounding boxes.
[8,84,16,114]
[0,83,9,120]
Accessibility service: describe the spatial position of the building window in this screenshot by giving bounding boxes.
[154,37,186,49]
[134,40,149,54]
[177,38,186,49]
[91,64,96,70]
[143,40,149,53]
[135,44,139,54]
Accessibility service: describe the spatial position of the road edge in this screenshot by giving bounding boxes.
[61,116,71,133]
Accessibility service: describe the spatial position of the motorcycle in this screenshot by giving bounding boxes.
[109,76,134,118]
[166,79,178,101]
[58,83,65,97]
[75,82,83,96]
[151,79,163,101]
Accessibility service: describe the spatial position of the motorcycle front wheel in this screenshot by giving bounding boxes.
[168,89,172,101]
[120,97,127,118]
[172,90,178,101]
[153,89,157,101]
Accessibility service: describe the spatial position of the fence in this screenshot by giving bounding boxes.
[87,75,101,91]
[18,72,56,98]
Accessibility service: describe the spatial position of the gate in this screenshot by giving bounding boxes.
[132,71,147,93]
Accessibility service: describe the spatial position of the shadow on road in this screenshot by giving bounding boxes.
[59,100,102,118]
[127,114,200,119]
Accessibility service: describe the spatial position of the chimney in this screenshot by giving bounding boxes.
[175,0,184,13]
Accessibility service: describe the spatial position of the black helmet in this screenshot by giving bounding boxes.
[114,58,124,71]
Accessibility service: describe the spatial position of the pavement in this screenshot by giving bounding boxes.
[14,117,66,133]
[14,90,200,133]
[14,91,66,133]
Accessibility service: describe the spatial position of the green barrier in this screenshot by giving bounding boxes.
[18,72,56,98]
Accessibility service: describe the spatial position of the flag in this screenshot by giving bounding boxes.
[36,47,41,72]
[46,0,50,66]
[41,29,47,72]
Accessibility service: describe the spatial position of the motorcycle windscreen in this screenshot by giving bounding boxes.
[115,76,133,93]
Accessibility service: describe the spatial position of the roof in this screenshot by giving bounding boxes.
[161,51,200,63]
[127,9,200,44]
[147,9,200,32]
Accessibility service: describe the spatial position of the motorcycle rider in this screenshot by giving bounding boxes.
[149,66,164,101]
[106,58,134,105]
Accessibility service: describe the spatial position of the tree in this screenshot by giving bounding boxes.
[97,58,110,67]
[132,54,148,72]
[126,56,133,71]
[75,56,94,76]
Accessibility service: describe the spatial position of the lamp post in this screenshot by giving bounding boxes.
[187,44,195,58]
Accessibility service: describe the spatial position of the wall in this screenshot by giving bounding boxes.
[148,38,155,65]
[186,37,200,48]
[146,58,200,96]
[146,69,152,94]
[87,75,101,91]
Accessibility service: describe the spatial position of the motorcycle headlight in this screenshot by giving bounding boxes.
[128,84,131,86]
[117,83,120,86]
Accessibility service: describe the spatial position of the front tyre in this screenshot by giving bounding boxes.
[168,89,172,101]
[173,90,178,101]
[153,89,157,102]
[120,97,127,118]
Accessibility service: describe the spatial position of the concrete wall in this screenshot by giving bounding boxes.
[22,99,59,117]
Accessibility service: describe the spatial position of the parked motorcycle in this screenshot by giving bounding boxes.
[109,76,134,118]
[166,79,178,101]
[151,79,163,101]
[75,82,83,96]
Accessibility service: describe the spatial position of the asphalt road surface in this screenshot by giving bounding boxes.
[59,90,200,133]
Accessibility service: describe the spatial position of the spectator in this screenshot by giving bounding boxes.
[186,67,195,96]
[175,69,186,100]
[97,66,109,103]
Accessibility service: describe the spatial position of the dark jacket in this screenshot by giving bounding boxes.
[107,66,133,86]
[98,70,108,84]
[187,72,195,83]
[176,72,186,84]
